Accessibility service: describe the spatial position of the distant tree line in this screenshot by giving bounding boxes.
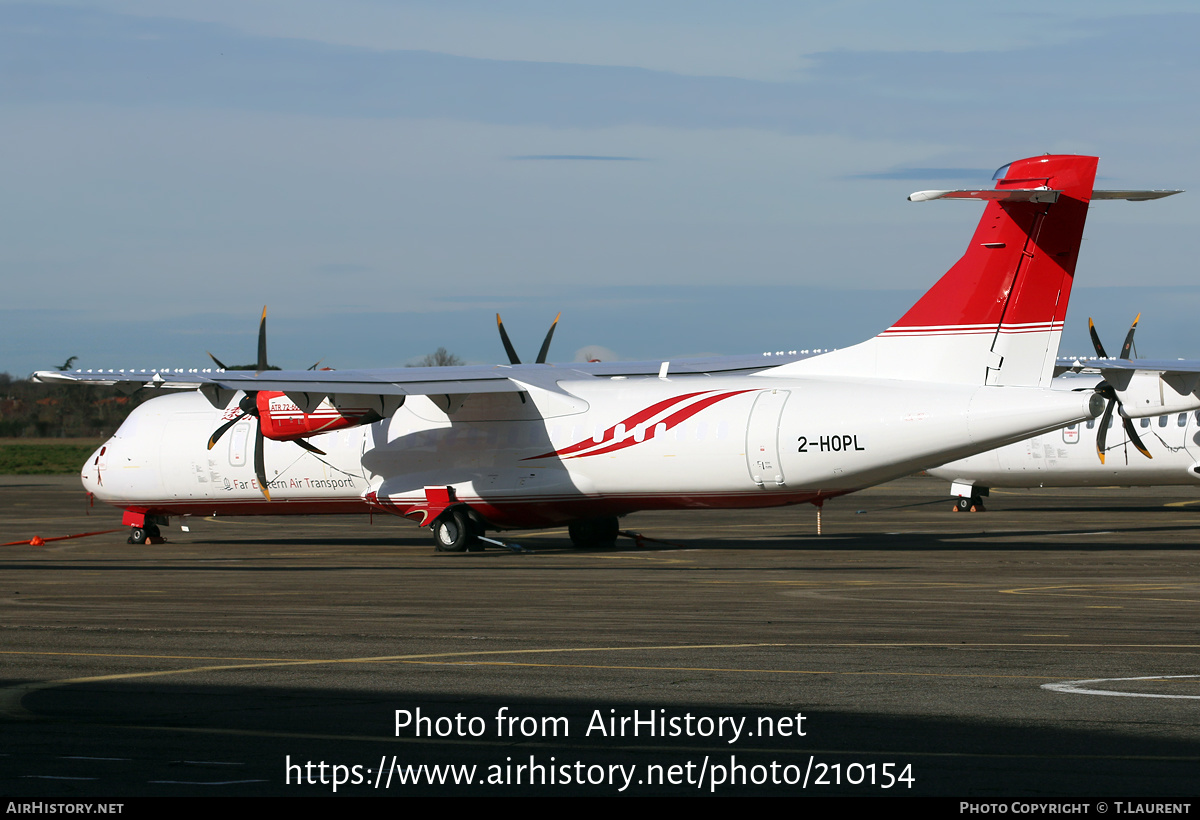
[0,373,152,438]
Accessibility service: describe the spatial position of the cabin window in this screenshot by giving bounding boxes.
[1179,413,1188,427]
[1086,418,1095,429]
[1159,415,1169,427]
[1140,417,1151,428]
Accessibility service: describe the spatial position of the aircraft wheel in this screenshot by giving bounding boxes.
[952,495,985,513]
[129,526,148,545]
[568,516,620,549]
[433,508,477,552]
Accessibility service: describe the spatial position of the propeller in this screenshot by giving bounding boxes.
[1088,314,1151,464]
[208,307,322,372]
[207,392,273,498]
[496,313,561,404]
[496,312,560,364]
[204,307,326,500]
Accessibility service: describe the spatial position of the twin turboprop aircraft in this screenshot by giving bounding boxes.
[35,155,1180,550]
[932,319,1200,509]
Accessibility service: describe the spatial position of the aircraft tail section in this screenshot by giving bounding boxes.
[772,155,1099,386]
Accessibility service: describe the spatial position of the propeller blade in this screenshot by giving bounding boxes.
[1096,397,1115,464]
[1119,312,1141,360]
[307,359,324,371]
[1087,317,1108,358]
[207,410,247,450]
[496,314,521,365]
[1122,415,1153,459]
[207,351,230,370]
[253,420,271,500]
[293,438,327,456]
[256,306,269,374]
[535,312,561,364]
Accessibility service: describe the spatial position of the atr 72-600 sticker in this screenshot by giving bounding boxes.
[526,390,753,461]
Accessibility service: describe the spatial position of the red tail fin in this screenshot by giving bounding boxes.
[774,155,1098,386]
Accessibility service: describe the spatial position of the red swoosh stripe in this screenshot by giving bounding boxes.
[526,389,752,461]
[525,391,710,460]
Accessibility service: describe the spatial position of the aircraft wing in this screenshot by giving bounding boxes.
[31,351,814,397]
[1055,357,1200,417]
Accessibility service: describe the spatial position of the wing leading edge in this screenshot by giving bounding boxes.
[31,351,815,399]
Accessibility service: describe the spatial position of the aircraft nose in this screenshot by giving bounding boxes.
[80,443,108,495]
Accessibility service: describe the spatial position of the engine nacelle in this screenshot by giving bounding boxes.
[257,391,404,442]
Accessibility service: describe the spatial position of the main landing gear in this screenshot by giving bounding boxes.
[433,507,483,552]
[429,508,621,552]
[568,516,620,549]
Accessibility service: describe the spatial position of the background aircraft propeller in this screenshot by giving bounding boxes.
[496,313,561,404]
[1088,314,1151,464]
[496,312,560,364]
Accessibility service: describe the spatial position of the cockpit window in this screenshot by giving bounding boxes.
[992,162,1014,181]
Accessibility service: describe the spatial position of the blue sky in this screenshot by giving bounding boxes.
[3,1,1198,375]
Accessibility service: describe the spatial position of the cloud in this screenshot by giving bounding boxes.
[5,5,1197,145]
[312,263,371,275]
[509,155,647,161]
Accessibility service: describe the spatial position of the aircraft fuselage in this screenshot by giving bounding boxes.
[84,374,1100,530]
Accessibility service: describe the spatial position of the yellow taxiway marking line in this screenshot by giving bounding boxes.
[7,639,1200,721]
[7,638,1200,751]
[5,641,1198,703]
[397,660,1059,680]
[1000,583,1197,604]
[0,642,772,720]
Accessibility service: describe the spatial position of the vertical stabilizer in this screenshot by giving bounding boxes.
[771,155,1098,386]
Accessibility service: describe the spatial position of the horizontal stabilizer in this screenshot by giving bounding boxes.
[908,188,1061,203]
[911,189,1182,203]
[1090,190,1183,201]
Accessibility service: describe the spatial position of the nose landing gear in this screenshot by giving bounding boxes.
[127,522,163,544]
[951,490,987,513]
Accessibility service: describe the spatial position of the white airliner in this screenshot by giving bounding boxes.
[932,350,1200,510]
[35,155,1180,549]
